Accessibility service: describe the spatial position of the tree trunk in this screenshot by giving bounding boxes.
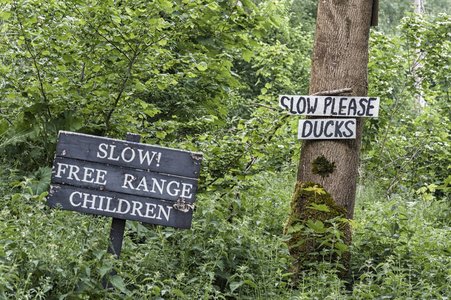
[297,0,373,220]
[284,0,374,279]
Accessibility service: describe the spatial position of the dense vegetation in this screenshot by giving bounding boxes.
[1,0,450,298]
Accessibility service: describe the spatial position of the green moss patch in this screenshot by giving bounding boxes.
[311,155,336,178]
[284,181,351,278]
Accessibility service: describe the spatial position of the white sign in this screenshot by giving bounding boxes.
[298,119,356,140]
[279,95,380,117]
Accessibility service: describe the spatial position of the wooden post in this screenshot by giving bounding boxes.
[103,132,140,288]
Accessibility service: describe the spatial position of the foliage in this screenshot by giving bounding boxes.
[0,170,297,299]
[351,182,451,299]
[363,13,451,196]
[284,181,351,279]
[2,171,451,298]
[0,0,311,198]
[1,0,451,298]
[0,0,287,169]
[377,0,451,33]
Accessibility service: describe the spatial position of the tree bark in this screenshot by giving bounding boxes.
[296,0,374,220]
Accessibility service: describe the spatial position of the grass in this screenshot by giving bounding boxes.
[1,171,450,299]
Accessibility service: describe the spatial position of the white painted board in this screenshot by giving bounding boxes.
[298,119,356,139]
[280,95,379,117]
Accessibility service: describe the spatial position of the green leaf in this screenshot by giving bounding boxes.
[286,223,303,234]
[306,203,330,212]
[172,289,184,297]
[155,131,166,139]
[304,185,326,195]
[0,11,11,20]
[152,286,161,296]
[98,266,111,277]
[229,281,243,293]
[243,280,257,288]
[242,49,253,62]
[306,219,327,233]
[335,242,349,254]
[156,82,166,90]
[109,275,127,293]
[196,62,208,71]
[62,54,74,63]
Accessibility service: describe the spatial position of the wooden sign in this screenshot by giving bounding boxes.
[279,95,380,117]
[298,119,356,140]
[47,131,203,229]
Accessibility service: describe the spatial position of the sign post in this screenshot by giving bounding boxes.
[47,131,203,287]
[105,133,140,287]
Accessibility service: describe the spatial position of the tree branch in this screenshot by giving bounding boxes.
[311,88,353,96]
[103,49,140,134]
[15,8,51,118]
[250,102,278,111]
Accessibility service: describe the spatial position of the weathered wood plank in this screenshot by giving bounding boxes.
[55,131,202,178]
[298,119,356,140]
[48,184,193,229]
[279,95,380,117]
[51,156,198,203]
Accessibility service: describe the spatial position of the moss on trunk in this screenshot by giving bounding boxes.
[284,181,352,279]
[311,155,336,178]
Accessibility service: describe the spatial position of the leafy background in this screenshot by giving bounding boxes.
[0,0,450,298]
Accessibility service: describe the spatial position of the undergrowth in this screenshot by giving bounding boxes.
[1,170,451,299]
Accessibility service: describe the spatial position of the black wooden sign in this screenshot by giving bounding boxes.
[47,131,203,229]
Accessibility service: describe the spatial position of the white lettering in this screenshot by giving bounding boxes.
[138,149,155,166]
[121,147,135,163]
[82,193,97,209]
[181,183,193,199]
[108,145,120,161]
[69,191,82,207]
[122,174,136,189]
[55,163,69,178]
[94,169,108,185]
[166,181,180,197]
[104,197,116,213]
[135,176,149,192]
[56,163,108,186]
[68,164,81,181]
[150,178,166,194]
[96,143,109,159]
[82,167,95,183]
[131,201,144,217]
[97,195,105,211]
[157,205,172,221]
[144,203,156,218]
[117,198,130,214]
